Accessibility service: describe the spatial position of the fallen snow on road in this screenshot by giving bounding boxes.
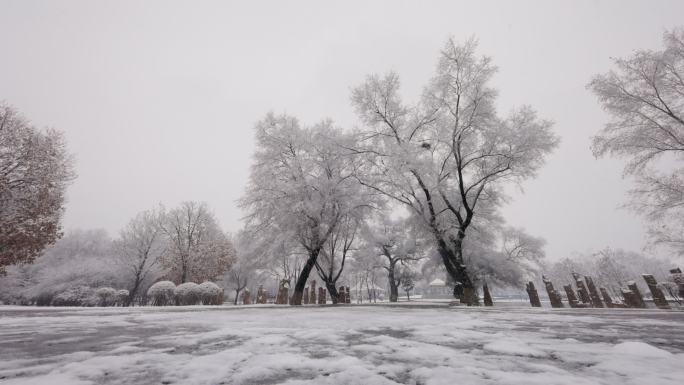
[1,305,683,385]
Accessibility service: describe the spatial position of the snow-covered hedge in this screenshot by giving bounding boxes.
[175,282,201,305]
[198,282,223,305]
[96,287,118,307]
[147,281,176,306]
[51,286,99,307]
[116,289,129,306]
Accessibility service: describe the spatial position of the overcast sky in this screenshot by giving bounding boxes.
[1,0,683,260]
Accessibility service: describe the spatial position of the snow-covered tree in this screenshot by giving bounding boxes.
[0,103,75,271]
[114,209,166,305]
[223,257,255,305]
[351,37,558,304]
[401,268,416,301]
[159,202,235,284]
[589,29,684,257]
[361,216,422,302]
[314,214,359,303]
[240,113,374,305]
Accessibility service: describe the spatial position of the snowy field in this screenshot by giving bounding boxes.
[1,304,683,385]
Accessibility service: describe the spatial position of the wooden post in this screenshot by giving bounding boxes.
[483,282,494,306]
[526,281,542,307]
[584,276,604,308]
[599,287,615,308]
[572,273,592,306]
[642,274,670,309]
[542,276,564,308]
[563,285,580,308]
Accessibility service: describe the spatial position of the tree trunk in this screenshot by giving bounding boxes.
[181,259,188,284]
[483,283,493,306]
[387,262,399,302]
[292,249,319,305]
[325,281,339,304]
[435,234,478,305]
[126,279,141,307]
[233,288,242,305]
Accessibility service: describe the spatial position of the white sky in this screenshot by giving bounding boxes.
[1,0,682,260]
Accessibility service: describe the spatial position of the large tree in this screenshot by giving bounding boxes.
[114,209,166,305]
[351,38,558,304]
[0,103,75,271]
[159,202,235,283]
[240,113,373,305]
[589,29,684,257]
[361,216,422,302]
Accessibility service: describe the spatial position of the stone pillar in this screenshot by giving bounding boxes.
[542,276,563,308]
[526,281,542,307]
[572,273,592,306]
[242,289,252,305]
[310,281,317,305]
[584,276,604,308]
[319,288,327,304]
[623,281,646,308]
[338,286,346,304]
[276,279,290,305]
[256,285,267,304]
[669,268,683,299]
[599,287,615,308]
[346,286,351,304]
[483,283,494,306]
[642,274,670,309]
[303,287,309,305]
[563,285,580,308]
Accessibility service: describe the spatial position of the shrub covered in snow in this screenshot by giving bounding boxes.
[51,286,99,307]
[147,281,176,306]
[95,287,118,307]
[115,289,130,306]
[175,282,201,305]
[198,281,223,305]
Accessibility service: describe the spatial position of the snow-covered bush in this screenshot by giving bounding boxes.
[96,287,118,307]
[0,230,130,306]
[115,289,130,306]
[175,282,201,305]
[198,281,223,305]
[51,286,99,307]
[147,281,176,306]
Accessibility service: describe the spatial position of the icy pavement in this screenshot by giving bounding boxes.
[1,305,683,385]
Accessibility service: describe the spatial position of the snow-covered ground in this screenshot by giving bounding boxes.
[1,304,683,385]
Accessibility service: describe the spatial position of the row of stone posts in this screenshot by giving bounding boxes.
[527,269,681,309]
[542,276,563,308]
[239,280,358,305]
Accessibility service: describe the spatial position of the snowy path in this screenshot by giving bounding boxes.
[1,305,683,385]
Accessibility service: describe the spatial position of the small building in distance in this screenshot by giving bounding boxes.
[423,278,452,299]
